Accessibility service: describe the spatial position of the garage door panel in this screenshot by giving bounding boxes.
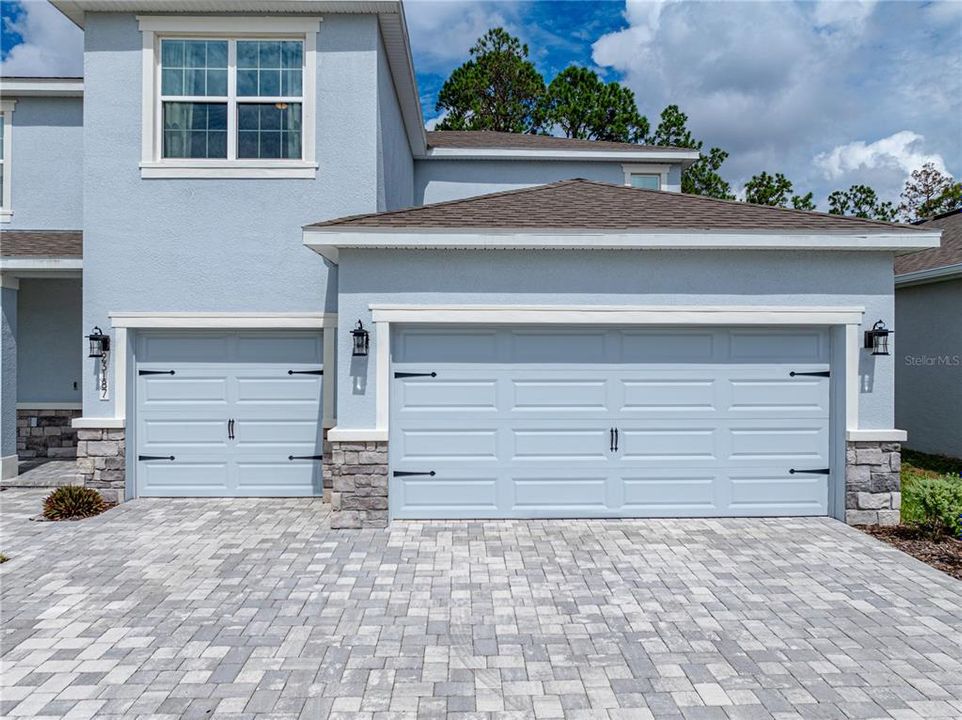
[140,375,229,405]
[140,419,228,448]
[620,331,716,363]
[396,328,500,363]
[510,475,609,510]
[512,428,610,460]
[137,334,231,363]
[394,475,499,514]
[729,424,828,463]
[509,329,608,363]
[396,428,499,460]
[397,379,498,412]
[619,427,718,462]
[729,472,826,512]
[235,376,321,405]
[728,377,828,414]
[235,461,320,496]
[621,472,718,511]
[621,379,716,412]
[234,334,322,363]
[729,329,827,362]
[139,461,230,496]
[234,419,319,449]
[512,379,607,411]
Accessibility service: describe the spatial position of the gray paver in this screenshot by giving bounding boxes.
[1,488,961,719]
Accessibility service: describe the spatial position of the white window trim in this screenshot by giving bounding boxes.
[138,16,320,179]
[0,100,15,222]
[622,163,670,190]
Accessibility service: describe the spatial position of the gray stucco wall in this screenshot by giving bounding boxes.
[414,159,682,205]
[1,286,17,458]
[895,278,962,458]
[17,278,82,404]
[336,249,896,431]
[5,96,83,231]
[376,31,413,211]
[80,12,384,417]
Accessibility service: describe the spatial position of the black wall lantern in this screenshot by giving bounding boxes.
[864,320,892,356]
[351,320,370,357]
[86,326,110,358]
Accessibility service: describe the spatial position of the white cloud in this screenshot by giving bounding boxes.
[814,131,947,180]
[403,0,514,73]
[1,0,83,77]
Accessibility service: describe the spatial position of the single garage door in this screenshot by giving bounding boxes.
[390,326,831,519]
[135,331,324,497]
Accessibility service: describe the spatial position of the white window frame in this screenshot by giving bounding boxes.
[0,100,15,222]
[622,163,670,191]
[138,16,320,179]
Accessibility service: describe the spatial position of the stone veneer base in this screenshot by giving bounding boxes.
[17,408,82,459]
[328,440,388,529]
[76,427,126,504]
[845,441,901,526]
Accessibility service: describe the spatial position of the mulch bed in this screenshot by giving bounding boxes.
[860,525,962,580]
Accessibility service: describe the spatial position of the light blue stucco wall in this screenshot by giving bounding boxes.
[80,13,385,417]
[336,249,896,431]
[895,278,962,457]
[17,278,82,404]
[5,96,83,230]
[1,286,17,458]
[414,159,682,205]
[376,31,413,211]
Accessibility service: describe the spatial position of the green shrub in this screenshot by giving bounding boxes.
[42,486,107,521]
[902,474,962,538]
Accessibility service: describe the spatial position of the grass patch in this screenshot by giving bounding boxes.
[901,448,962,480]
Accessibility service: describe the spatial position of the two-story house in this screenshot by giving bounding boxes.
[0,1,940,528]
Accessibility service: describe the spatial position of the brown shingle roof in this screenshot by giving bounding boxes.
[427,131,696,154]
[0,230,83,257]
[895,209,962,275]
[307,179,927,233]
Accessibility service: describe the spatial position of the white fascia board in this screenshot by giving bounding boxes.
[895,262,962,288]
[423,147,701,165]
[0,78,83,97]
[109,312,337,329]
[369,304,867,326]
[0,258,83,272]
[846,429,907,442]
[72,416,125,429]
[327,427,389,442]
[378,10,427,156]
[303,228,941,257]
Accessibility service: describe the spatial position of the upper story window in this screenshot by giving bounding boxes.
[622,163,670,192]
[0,100,13,222]
[139,17,320,179]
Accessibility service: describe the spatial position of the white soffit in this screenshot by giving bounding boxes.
[0,78,84,97]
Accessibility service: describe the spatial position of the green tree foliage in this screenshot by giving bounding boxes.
[646,106,733,199]
[898,162,962,222]
[435,28,545,134]
[744,171,816,210]
[539,66,649,143]
[827,185,898,222]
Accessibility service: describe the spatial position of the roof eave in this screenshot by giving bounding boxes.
[895,262,962,287]
[0,78,84,97]
[422,147,701,166]
[303,228,942,265]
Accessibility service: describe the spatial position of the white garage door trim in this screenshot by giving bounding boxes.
[336,305,864,443]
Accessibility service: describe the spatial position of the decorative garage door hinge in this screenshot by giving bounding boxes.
[394,371,437,378]
[139,369,175,376]
[288,455,324,461]
[789,468,830,475]
[288,369,323,375]
[393,470,436,477]
[138,455,175,461]
[789,370,830,377]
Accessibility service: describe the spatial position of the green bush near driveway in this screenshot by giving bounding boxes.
[901,475,962,538]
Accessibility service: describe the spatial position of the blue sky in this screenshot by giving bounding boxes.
[3,0,960,208]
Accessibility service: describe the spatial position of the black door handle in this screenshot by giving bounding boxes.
[614,428,619,452]
[609,428,614,452]
[790,371,830,377]
[393,470,436,477]
[228,419,234,440]
[139,369,175,376]
[394,372,437,379]
[288,369,323,375]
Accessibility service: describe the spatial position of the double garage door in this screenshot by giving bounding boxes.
[390,326,832,519]
[135,332,324,497]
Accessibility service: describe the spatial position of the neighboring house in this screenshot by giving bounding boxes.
[894,208,962,459]
[0,1,940,530]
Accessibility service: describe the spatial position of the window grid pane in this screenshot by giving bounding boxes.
[161,39,228,97]
[236,103,302,159]
[236,40,303,97]
[163,102,228,159]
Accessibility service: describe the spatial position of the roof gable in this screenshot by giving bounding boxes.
[896,209,962,276]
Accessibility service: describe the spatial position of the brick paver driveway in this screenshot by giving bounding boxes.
[1,489,961,719]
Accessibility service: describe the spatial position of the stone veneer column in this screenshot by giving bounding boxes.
[328,440,388,528]
[845,441,901,526]
[75,427,126,504]
[17,408,82,459]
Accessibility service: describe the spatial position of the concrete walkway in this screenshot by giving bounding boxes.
[2,460,81,489]
[1,489,960,719]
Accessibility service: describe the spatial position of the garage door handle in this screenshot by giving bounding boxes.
[394,372,437,379]
[609,428,615,452]
[789,467,830,475]
[790,371,830,377]
[139,370,175,376]
[138,455,174,461]
[288,369,323,375]
[289,455,324,461]
[393,470,436,477]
